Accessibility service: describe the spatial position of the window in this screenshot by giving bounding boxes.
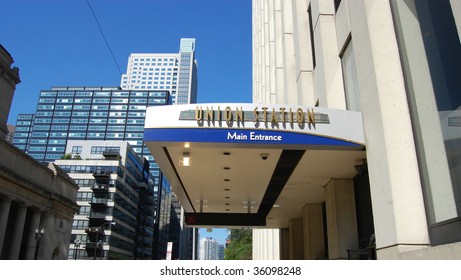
[391,0,461,245]
[341,39,361,111]
[87,133,105,138]
[72,146,82,154]
[334,0,342,12]
[90,146,120,154]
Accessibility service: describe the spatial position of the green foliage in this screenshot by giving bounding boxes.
[61,153,72,160]
[224,229,252,260]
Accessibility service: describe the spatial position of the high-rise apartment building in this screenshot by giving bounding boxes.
[120,38,197,105]
[56,140,163,260]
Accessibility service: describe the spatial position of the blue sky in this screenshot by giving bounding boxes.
[1,0,252,245]
[1,0,252,125]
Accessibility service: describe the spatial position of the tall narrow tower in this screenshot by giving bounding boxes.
[120,38,197,105]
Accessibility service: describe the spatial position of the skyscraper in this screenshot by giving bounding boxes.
[120,38,197,105]
[198,237,220,260]
[119,38,198,259]
[13,87,167,173]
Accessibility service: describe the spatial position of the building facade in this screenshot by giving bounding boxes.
[120,38,198,105]
[5,124,15,143]
[251,0,461,259]
[198,237,220,260]
[12,87,168,172]
[119,38,199,258]
[11,86,172,258]
[56,140,164,259]
[0,44,78,260]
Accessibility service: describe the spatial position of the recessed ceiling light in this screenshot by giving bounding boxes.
[224,179,230,182]
[225,209,230,211]
[225,196,230,199]
[223,152,231,155]
[223,167,230,170]
[225,203,230,206]
[224,188,230,191]
[179,152,191,166]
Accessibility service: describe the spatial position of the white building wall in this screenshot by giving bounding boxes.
[252,0,461,260]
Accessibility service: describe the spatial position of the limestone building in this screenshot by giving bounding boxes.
[0,44,78,260]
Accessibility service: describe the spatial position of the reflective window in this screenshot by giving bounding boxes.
[391,0,461,244]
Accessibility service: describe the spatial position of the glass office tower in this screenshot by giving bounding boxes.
[13,86,167,175]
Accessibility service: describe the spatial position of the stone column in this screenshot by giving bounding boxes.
[288,219,304,259]
[347,0,431,258]
[8,204,28,259]
[325,179,358,259]
[302,203,325,259]
[25,210,42,260]
[0,199,12,255]
[252,229,281,260]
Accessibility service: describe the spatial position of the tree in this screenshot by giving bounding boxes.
[224,229,252,260]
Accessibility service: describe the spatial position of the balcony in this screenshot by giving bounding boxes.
[91,184,109,192]
[102,150,121,160]
[93,170,111,178]
[88,211,107,220]
[90,197,108,206]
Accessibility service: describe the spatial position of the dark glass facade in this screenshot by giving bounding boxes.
[12,86,172,258]
[13,87,167,175]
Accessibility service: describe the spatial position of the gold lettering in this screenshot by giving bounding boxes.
[195,106,203,121]
[217,106,221,122]
[297,108,304,124]
[206,106,214,121]
[236,107,243,122]
[307,108,315,124]
[262,107,268,122]
[225,106,232,123]
[271,108,277,123]
[253,107,259,122]
[289,108,293,123]
[280,108,286,123]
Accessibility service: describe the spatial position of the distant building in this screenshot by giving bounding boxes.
[5,124,14,143]
[218,244,225,260]
[0,44,78,260]
[12,114,33,150]
[120,38,198,105]
[56,140,162,259]
[198,237,220,260]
